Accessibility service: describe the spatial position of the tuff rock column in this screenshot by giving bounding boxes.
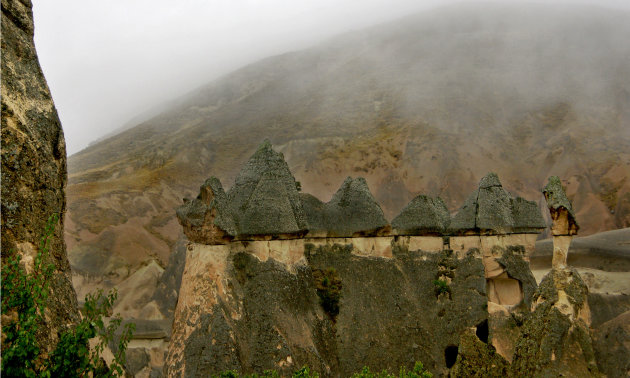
[542,176,579,268]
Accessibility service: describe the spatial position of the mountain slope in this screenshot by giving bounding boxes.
[66,3,630,312]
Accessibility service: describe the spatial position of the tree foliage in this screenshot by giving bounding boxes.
[1,214,134,377]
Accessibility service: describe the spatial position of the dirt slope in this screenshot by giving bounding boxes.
[66,3,630,317]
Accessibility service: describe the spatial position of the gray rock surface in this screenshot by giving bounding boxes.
[543,176,577,222]
[228,140,307,237]
[512,197,546,232]
[1,0,79,354]
[125,348,151,376]
[176,176,236,244]
[593,310,630,378]
[450,173,545,234]
[299,193,328,232]
[152,236,187,320]
[496,246,538,309]
[391,195,450,235]
[166,243,488,377]
[543,175,579,235]
[239,172,303,236]
[511,268,600,376]
[322,177,389,236]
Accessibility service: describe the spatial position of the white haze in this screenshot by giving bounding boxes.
[32,0,630,155]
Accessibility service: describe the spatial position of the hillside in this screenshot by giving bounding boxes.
[65,2,630,318]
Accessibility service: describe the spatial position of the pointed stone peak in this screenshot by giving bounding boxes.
[199,176,226,205]
[450,173,545,235]
[323,177,389,236]
[176,176,236,244]
[252,138,275,158]
[337,176,369,195]
[228,140,307,236]
[543,176,579,235]
[479,172,502,189]
[392,195,450,234]
[542,176,575,215]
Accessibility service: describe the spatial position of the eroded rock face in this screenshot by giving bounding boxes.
[176,141,309,240]
[543,176,579,236]
[228,139,308,237]
[172,164,623,376]
[320,177,390,237]
[593,310,630,377]
[511,268,599,376]
[391,195,450,235]
[1,0,79,352]
[165,239,489,377]
[543,176,579,269]
[450,173,545,235]
[176,177,236,244]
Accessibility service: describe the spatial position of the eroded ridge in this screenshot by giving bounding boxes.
[168,141,585,376]
[176,141,546,243]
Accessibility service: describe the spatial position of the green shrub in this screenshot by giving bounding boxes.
[1,214,134,377]
[293,365,319,378]
[432,279,451,296]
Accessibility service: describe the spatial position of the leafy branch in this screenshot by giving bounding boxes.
[1,214,134,377]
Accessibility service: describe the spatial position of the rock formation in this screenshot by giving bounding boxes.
[504,176,600,376]
[510,268,599,376]
[391,195,450,235]
[1,0,79,355]
[543,175,579,268]
[176,140,308,241]
[171,142,593,376]
[176,177,236,244]
[304,177,390,237]
[449,172,546,235]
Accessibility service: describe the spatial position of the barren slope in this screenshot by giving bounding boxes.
[66,3,630,318]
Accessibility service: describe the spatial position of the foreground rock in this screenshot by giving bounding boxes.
[168,146,572,376]
[510,268,599,376]
[1,0,79,355]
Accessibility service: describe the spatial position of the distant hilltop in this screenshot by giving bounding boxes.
[176,140,546,244]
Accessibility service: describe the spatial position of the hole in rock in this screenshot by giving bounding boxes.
[476,319,489,343]
[445,345,459,368]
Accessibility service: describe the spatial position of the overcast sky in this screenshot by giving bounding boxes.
[32,0,629,155]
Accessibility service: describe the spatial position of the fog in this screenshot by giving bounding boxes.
[32,0,630,155]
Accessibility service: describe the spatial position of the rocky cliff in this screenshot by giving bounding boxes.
[165,142,617,376]
[1,0,79,354]
[63,4,630,334]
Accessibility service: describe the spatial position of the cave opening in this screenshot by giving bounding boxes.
[476,319,489,343]
[445,345,459,368]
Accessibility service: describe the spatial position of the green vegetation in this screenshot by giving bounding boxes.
[1,214,134,377]
[218,369,280,378]
[433,279,451,296]
[215,362,432,378]
[313,267,342,319]
[351,362,433,378]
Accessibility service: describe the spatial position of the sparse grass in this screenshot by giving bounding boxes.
[433,279,451,297]
[216,362,432,378]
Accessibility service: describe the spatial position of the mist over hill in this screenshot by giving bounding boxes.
[66,2,630,313]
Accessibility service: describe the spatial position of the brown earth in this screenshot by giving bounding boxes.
[65,3,630,322]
